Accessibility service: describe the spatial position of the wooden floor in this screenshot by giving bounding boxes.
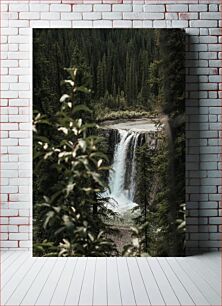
[1,251,220,306]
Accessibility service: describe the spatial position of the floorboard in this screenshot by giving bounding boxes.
[0,251,220,306]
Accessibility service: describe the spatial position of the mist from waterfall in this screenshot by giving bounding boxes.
[107,129,140,213]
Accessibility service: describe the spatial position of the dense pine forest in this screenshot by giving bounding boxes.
[33,29,185,257]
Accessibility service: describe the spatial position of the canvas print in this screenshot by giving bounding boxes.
[33,29,185,257]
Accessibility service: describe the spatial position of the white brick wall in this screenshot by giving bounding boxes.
[1,0,221,255]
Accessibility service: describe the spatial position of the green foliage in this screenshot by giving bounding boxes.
[33,68,117,256]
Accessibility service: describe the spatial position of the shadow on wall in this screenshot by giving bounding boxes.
[186,34,201,256]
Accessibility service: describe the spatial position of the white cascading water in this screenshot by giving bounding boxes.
[107,129,139,213]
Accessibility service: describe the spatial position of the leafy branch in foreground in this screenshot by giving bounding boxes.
[33,67,117,256]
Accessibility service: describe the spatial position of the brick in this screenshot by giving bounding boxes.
[61,13,82,20]
[83,12,102,20]
[113,20,132,28]
[172,20,188,28]
[200,12,221,20]
[20,12,40,20]
[73,4,92,12]
[190,20,217,28]
[143,5,165,12]
[72,20,93,28]
[9,233,29,240]
[102,12,122,20]
[93,20,112,28]
[112,4,132,12]
[50,21,71,28]
[123,12,164,20]
[1,241,18,247]
[166,5,188,12]
[9,4,28,12]
[94,4,111,11]
[50,4,71,12]
[30,4,49,12]
[189,4,207,12]
[133,5,143,12]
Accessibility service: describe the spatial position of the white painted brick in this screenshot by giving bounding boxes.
[83,12,102,20]
[72,20,93,28]
[9,233,29,240]
[200,12,221,20]
[19,226,30,233]
[153,20,172,28]
[166,5,188,12]
[41,12,60,20]
[30,20,50,28]
[94,4,111,11]
[190,20,218,28]
[50,4,71,12]
[144,5,165,12]
[9,20,29,28]
[172,20,188,28]
[9,115,29,123]
[73,4,92,12]
[61,13,82,20]
[113,20,132,28]
[2,28,18,36]
[133,20,143,28]
[19,241,31,248]
[9,4,28,12]
[123,12,164,19]
[2,4,8,12]
[165,13,178,20]
[133,5,143,12]
[50,21,71,28]
[30,4,49,12]
[93,20,112,28]
[102,12,122,19]
[189,4,207,12]
[9,44,18,51]
[1,241,18,247]
[20,12,40,20]
[112,4,132,12]
[9,99,29,107]
[209,4,219,12]
[1,186,18,194]
[2,60,18,68]
[1,209,18,217]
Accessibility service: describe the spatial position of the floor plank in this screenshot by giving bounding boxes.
[50,257,78,305]
[93,257,107,306]
[2,257,37,305]
[147,257,180,305]
[136,257,165,305]
[1,253,30,289]
[2,251,22,273]
[116,257,136,305]
[167,257,210,305]
[78,257,96,306]
[176,257,221,305]
[127,257,150,305]
[35,258,67,305]
[5,258,45,305]
[157,258,195,305]
[21,258,56,305]
[107,257,122,306]
[187,256,220,294]
[64,257,87,306]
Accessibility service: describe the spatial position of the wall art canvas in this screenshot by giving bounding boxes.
[33,29,185,257]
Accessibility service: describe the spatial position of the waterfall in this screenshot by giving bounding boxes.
[107,129,139,213]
